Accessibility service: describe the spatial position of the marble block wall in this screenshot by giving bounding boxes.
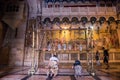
[9,21,27,66]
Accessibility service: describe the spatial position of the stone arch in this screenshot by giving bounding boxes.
[108,16,115,23]
[99,17,106,25]
[52,17,61,29]
[99,17,108,33]
[80,17,88,24]
[54,1,60,8]
[62,17,70,23]
[71,17,79,23]
[70,17,79,29]
[90,17,97,24]
[108,17,116,31]
[52,17,60,23]
[43,17,51,24]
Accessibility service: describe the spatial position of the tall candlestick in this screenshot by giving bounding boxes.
[33,24,34,48]
[29,24,35,75]
[36,30,38,48]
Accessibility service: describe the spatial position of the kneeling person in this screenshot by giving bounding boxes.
[73,60,82,79]
[47,55,59,77]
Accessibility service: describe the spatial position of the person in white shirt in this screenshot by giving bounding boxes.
[72,60,82,79]
[47,55,59,77]
[50,55,59,62]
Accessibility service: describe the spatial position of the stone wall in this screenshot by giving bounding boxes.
[0,22,10,65]
[1,1,27,66]
[9,20,27,66]
[0,22,3,46]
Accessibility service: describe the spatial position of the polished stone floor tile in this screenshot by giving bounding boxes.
[28,75,95,80]
[0,63,119,80]
[29,75,71,80]
[0,75,26,80]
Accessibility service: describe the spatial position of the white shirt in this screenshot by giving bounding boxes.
[50,56,59,62]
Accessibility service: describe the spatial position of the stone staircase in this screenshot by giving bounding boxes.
[36,63,89,76]
[35,68,89,76]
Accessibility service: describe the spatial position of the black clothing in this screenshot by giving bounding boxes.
[73,60,81,66]
[95,51,100,61]
[103,50,109,56]
[104,56,108,63]
[96,56,99,61]
[103,49,109,63]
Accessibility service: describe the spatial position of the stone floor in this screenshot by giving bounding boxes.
[0,63,120,80]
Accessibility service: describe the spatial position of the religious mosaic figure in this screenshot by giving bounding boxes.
[58,42,62,51]
[68,40,73,50]
[48,43,51,51]
[63,42,67,50]
[79,44,82,51]
[47,41,51,51]
[68,43,72,50]
[110,30,119,48]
